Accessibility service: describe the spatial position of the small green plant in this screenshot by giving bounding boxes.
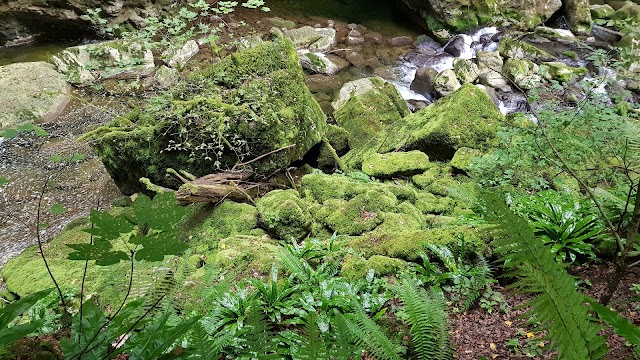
[514,190,603,263]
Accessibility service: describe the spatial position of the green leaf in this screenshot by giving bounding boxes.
[587,299,640,346]
[0,177,8,187]
[50,203,67,215]
[67,241,129,265]
[71,153,86,162]
[0,288,53,346]
[84,210,135,242]
[48,154,66,163]
[1,129,18,139]
[61,299,109,360]
[132,232,188,262]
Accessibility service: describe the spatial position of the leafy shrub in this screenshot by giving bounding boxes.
[514,190,604,263]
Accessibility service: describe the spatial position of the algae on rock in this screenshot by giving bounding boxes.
[82,38,327,195]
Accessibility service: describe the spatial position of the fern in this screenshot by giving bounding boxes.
[396,280,453,360]
[183,321,233,359]
[484,193,608,360]
[293,312,330,359]
[235,303,282,359]
[340,302,402,360]
[587,298,640,355]
[329,312,361,359]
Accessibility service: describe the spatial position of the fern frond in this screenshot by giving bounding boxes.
[293,312,330,359]
[340,302,402,360]
[236,303,281,359]
[330,312,361,359]
[396,280,453,360]
[484,193,608,360]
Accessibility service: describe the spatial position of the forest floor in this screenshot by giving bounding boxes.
[452,262,640,359]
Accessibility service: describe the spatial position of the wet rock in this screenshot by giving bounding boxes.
[349,29,362,38]
[592,25,622,43]
[564,0,592,33]
[167,40,199,68]
[346,51,368,68]
[269,17,296,29]
[498,36,555,61]
[434,69,461,97]
[388,36,413,47]
[346,35,365,46]
[0,19,35,47]
[540,62,588,82]
[364,31,385,44]
[443,34,473,59]
[410,68,438,97]
[590,4,615,19]
[376,48,403,65]
[453,58,480,83]
[0,61,70,129]
[475,84,501,108]
[53,40,155,85]
[309,28,336,51]
[415,35,442,54]
[535,27,576,43]
[477,51,510,92]
[500,92,528,113]
[404,52,454,72]
[503,58,542,89]
[154,65,177,89]
[287,26,322,48]
[299,52,349,75]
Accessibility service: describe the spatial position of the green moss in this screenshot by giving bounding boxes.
[341,254,407,280]
[190,201,259,252]
[214,235,280,274]
[82,38,327,195]
[375,210,425,234]
[320,190,397,235]
[498,37,554,61]
[541,62,588,83]
[591,4,615,20]
[412,166,441,189]
[415,192,456,215]
[350,226,486,261]
[318,124,350,170]
[450,147,483,173]
[380,84,506,160]
[256,189,312,241]
[562,51,578,59]
[301,172,414,204]
[333,77,409,158]
[361,151,431,178]
[426,174,458,197]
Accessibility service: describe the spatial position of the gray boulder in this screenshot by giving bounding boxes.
[0,62,70,129]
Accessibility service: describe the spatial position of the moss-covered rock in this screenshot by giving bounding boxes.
[256,189,312,241]
[361,151,431,178]
[503,58,542,90]
[412,166,442,189]
[333,77,409,154]
[453,58,480,84]
[350,226,486,261]
[563,0,592,34]
[613,1,640,25]
[301,172,416,204]
[590,4,615,19]
[498,36,555,62]
[541,62,588,82]
[381,84,506,160]
[214,234,280,274]
[82,38,327,195]
[415,192,456,215]
[450,147,483,173]
[319,190,398,235]
[434,69,462,97]
[341,254,408,280]
[190,201,259,252]
[318,124,350,170]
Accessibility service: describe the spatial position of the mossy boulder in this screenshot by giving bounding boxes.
[341,254,408,280]
[317,124,350,170]
[190,201,259,252]
[256,189,312,241]
[498,36,555,62]
[454,58,480,84]
[318,190,398,235]
[349,226,486,261]
[412,166,442,189]
[301,172,416,204]
[415,192,456,215]
[361,151,431,178]
[563,0,592,34]
[333,77,410,152]
[381,84,506,160]
[612,1,640,25]
[214,234,280,274]
[451,147,483,173]
[503,58,542,90]
[590,4,615,19]
[82,38,327,195]
[0,61,71,130]
[52,40,155,85]
[541,62,588,82]
[433,69,462,97]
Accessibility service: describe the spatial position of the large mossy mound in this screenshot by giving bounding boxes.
[82,38,327,195]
